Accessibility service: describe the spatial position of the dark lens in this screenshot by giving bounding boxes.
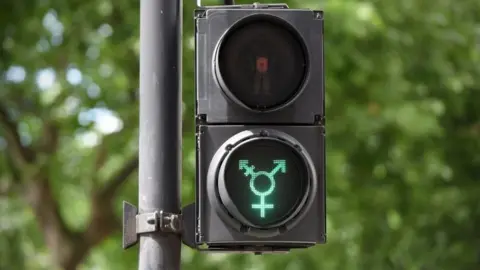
[217,17,307,111]
[221,138,309,228]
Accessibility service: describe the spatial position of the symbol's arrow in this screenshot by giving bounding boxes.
[270,160,286,176]
[239,160,255,176]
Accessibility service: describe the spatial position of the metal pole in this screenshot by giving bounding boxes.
[138,0,182,269]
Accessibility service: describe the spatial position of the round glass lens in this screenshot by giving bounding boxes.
[217,18,307,111]
[222,138,309,228]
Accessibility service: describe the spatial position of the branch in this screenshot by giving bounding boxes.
[94,140,108,171]
[23,138,138,270]
[44,89,71,113]
[0,102,35,165]
[98,154,139,199]
[37,120,60,154]
[0,153,22,196]
[24,176,77,270]
[80,155,138,250]
[0,181,13,196]
[90,136,110,188]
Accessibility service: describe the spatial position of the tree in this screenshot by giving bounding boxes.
[0,0,479,269]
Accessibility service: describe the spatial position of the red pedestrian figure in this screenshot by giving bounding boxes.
[254,56,270,95]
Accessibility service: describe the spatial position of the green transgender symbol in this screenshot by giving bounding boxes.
[238,159,287,218]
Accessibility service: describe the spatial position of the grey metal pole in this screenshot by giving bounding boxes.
[138,0,182,269]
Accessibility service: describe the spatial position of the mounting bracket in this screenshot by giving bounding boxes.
[122,201,185,249]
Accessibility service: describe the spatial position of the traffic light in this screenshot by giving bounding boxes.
[194,3,325,253]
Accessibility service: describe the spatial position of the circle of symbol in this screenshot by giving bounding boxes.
[249,172,276,197]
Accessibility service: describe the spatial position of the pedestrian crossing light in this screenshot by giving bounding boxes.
[215,133,313,229]
[194,3,325,253]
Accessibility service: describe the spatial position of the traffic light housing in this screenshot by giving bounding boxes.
[194,3,325,253]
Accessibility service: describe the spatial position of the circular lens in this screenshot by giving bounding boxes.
[216,16,307,111]
[218,138,310,228]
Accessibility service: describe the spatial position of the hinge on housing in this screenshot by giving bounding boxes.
[122,201,183,249]
[251,3,289,9]
[196,2,289,9]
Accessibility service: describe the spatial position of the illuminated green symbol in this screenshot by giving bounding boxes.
[238,159,287,218]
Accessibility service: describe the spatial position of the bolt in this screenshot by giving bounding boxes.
[147,215,156,224]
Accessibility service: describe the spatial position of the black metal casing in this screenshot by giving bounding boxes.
[195,6,324,124]
[194,5,325,252]
[197,125,325,250]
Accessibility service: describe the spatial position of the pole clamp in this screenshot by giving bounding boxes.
[122,201,183,249]
[137,210,183,234]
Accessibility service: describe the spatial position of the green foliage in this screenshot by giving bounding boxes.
[1,0,479,269]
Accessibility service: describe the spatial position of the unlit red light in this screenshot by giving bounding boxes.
[256,57,269,73]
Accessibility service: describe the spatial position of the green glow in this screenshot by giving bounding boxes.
[238,159,286,218]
